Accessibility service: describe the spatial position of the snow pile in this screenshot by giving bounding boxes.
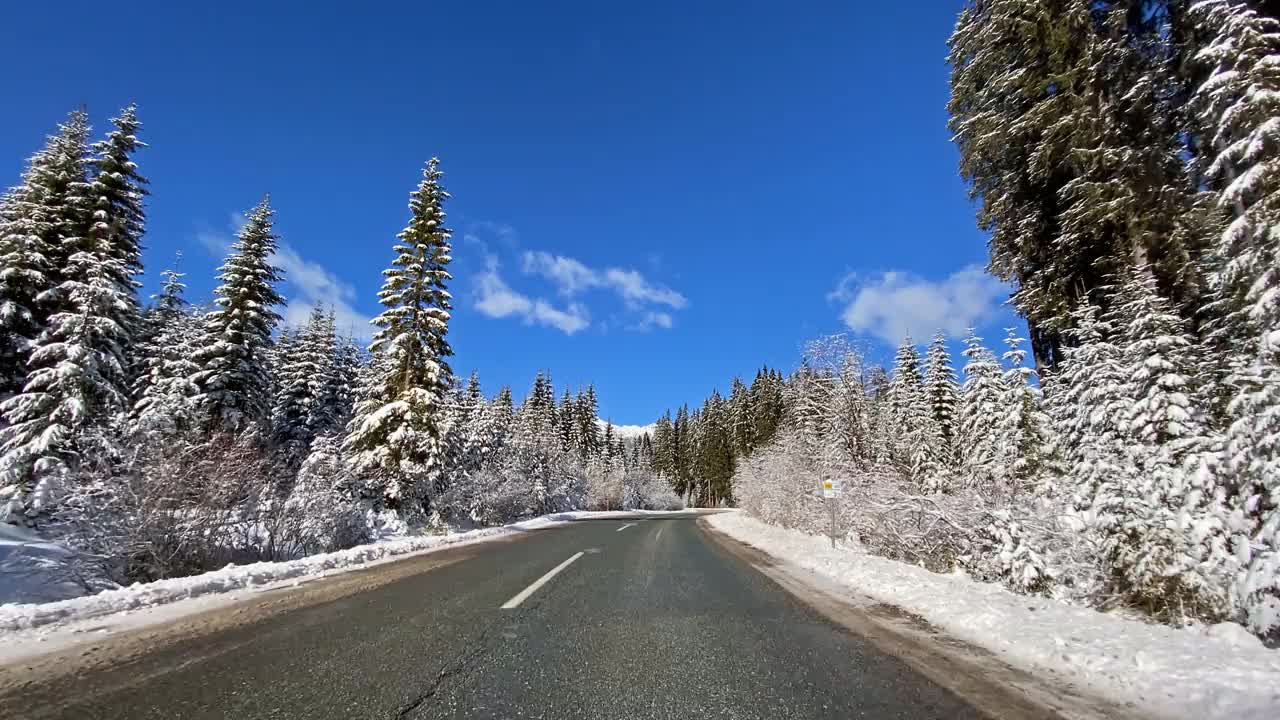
[707,512,1280,720]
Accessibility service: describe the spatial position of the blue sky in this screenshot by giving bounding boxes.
[0,0,1018,426]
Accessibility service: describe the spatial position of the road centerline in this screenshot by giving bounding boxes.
[616,523,636,532]
[500,552,585,609]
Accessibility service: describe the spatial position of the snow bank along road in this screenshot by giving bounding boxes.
[0,513,1126,720]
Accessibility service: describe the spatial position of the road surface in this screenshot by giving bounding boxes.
[4,514,1052,719]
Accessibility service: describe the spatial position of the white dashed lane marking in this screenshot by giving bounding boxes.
[500,552,585,609]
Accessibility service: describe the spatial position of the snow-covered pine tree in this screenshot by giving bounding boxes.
[888,337,943,485]
[602,421,617,470]
[789,359,834,466]
[577,384,601,461]
[651,411,675,478]
[559,386,578,453]
[515,371,558,452]
[674,405,693,499]
[128,265,203,440]
[614,434,627,468]
[949,0,1099,368]
[998,330,1057,496]
[950,1,1203,367]
[1045,301,1133,517]
[305,308,345,439]
[0,111,92,402]
[1107,269,1230,618]
[888,338,924,419]
[749,368,784,447]
[285,433,368,553]
[956,331,1007,491]
[331,332,364,424]
[729,377,755,456]
[924,332,959,449]
[493,385,514,425]
[129,308,204,443]
[831,350,874,464]
[87,104,148,331]
[437,370,483,502]
[1193,0,1280,357]
[343,159,454,512]
[130,258,185,402]
[1191,0,1280,635]
[272,306,337,469]
[0,109,140,523]
[189,197,285,434]
[270,323,307,463]
[699,390,735,506]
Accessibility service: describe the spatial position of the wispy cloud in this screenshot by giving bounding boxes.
[601,268,687,309]
[521,252,598,295]
[521,250,687,327]
[631,311,674,331]
[473,256,590,335]
[195,212,374,341]
[830,265,1010,346]
[274,243,375,341]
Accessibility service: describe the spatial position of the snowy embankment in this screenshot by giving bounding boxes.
[706,511,1280,720]
[0,510,677,639]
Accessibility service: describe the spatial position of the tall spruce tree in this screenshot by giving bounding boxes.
[272,306,338,468]
[949,1,1201,367]
[0,110,139,522]
[1046,301,1133,517]
[190,197,285,433]
[306,309,344,439]
[0,111,93,402]
[998,330,1056,495]
[87,104,148,327]
[956,331,1007,491]
[888,337,942,482]
[577,384,600,461]
[344,159,454,511]
[924,332,959,447]
[1193,0,1280,356]
[129,292,202,441]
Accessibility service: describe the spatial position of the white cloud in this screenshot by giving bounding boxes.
[632,311,673,331]
[274,243,375,341]
[520,250,687,328]
[474,256,590,335]
[521,251,598,295]
[196,212,374,341]
[831,265,1009,346]
[602,268,687,309]
[196,229,231,256]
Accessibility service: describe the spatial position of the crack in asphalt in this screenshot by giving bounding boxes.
[394,584,563,718]
[395,625,497,717]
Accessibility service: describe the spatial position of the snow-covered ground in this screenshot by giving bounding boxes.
[0,524,96,607]
[0,510,690,664]
[706,511,1280,720]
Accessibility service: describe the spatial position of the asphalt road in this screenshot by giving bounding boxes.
[9,515,989,720]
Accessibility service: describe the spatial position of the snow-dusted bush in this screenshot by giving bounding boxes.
[275,436,370,556]
[963,508,1055,595]
[50,432,271,585]
[621,469,684,511]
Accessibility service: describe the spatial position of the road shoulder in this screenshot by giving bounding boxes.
[698,517,1144,720]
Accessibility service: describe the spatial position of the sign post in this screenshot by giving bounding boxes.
[821,478,841,548]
